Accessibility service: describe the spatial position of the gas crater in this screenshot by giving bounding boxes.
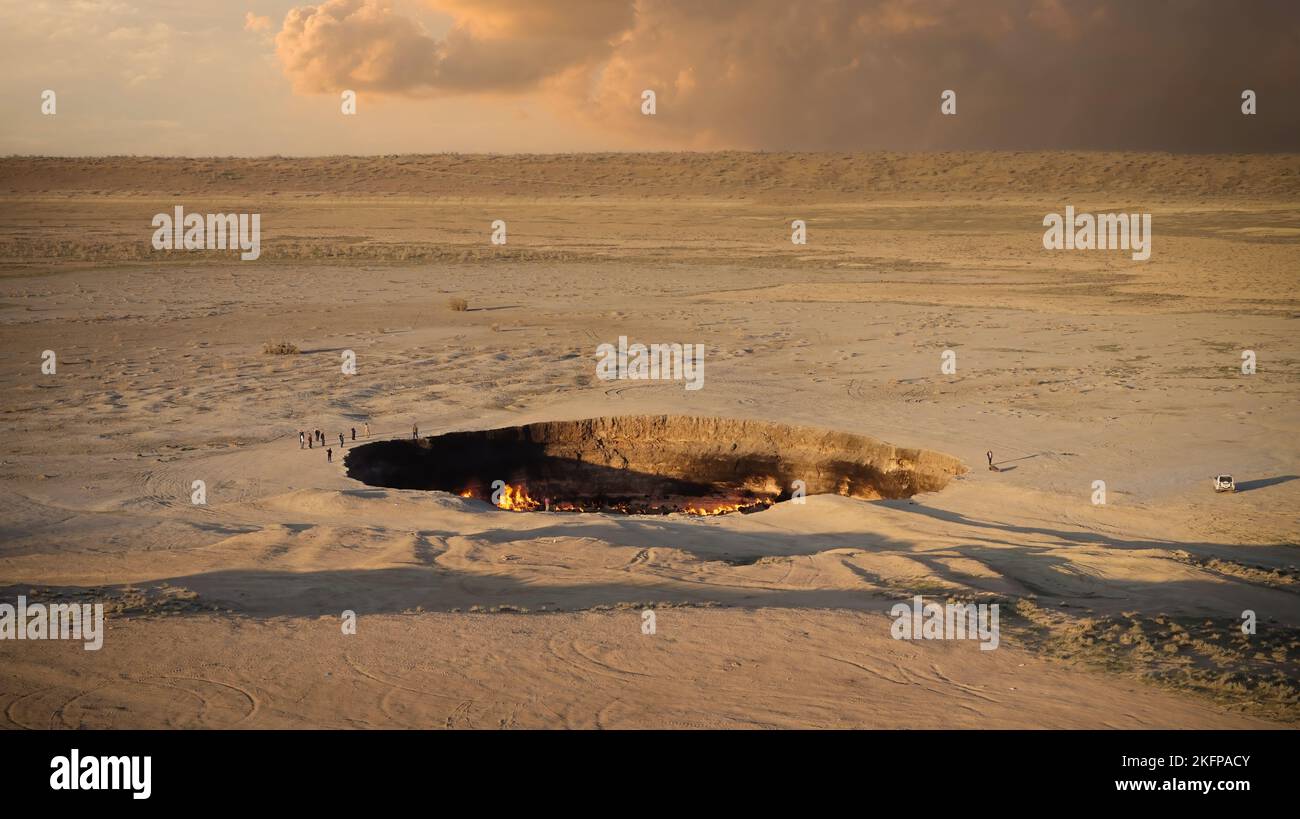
[344,415,967,515]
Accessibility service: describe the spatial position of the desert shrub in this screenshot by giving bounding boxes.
[262,341,300,355]
[447,296,469,312]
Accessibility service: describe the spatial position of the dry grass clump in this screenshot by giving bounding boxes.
[1169,550,1300,590]
[1011,600,1300,723]
[262,341,300,355]
[447,296,469,312]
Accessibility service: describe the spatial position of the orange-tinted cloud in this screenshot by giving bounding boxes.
[244,12,273,33]
[275,0,633,95]
[276,0,443,94]
[274,0,1300,151]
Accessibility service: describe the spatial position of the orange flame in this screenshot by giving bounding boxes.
[682,498,775,516]
[494,483,541,511]
[460,483,777,515]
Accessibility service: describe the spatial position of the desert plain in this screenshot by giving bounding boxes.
[0,152,1297,728]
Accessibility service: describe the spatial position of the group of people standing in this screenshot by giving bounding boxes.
[296,421,424,463]
[300,422,371,463]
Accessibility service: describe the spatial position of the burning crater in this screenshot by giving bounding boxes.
[344,415,966,516]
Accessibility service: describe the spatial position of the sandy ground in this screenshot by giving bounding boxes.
[0,152,1297,728]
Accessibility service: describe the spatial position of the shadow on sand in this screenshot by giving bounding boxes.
[1235,475,1299,493]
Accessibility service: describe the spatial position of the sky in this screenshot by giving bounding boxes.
[2,0,1298,156]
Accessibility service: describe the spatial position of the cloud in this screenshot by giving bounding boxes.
[105,21,177,86]
[272,0,1300,151]
[276,0,442,94]
[245,12,273,33]
[275,0,633,95]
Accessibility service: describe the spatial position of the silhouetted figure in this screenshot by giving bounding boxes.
[987,450,993,467]
[339,433,345,448]
[351,427,356,441]
[327,448,332,463]
[308,437,313,449]
[364,422,370,438]
[412,423,419,440]
[299,431,305,449]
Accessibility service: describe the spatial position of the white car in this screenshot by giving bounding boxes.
[1213,475,1236,493]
